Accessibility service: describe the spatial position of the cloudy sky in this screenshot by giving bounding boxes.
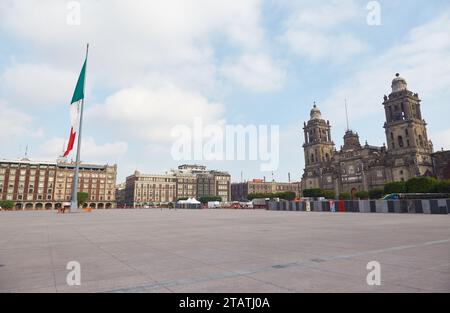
[1,0,450,183]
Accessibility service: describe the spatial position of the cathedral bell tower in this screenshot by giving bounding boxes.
[383,73,434,180]
[302,103,335,189]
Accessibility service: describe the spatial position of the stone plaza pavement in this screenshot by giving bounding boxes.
[0,209,449,293]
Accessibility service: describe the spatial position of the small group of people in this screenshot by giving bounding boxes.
[56,207,68,214]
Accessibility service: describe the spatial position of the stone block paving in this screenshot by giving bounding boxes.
[0,210,449,293]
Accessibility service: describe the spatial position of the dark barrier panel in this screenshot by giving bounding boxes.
[350,201,360,212]
[429,200,447,214]
[415,200,423,213]
[370,201,376,213]
[430,200,439,214]
[387,201,395,213]
[400,200,408,213]
[322,201,330,212]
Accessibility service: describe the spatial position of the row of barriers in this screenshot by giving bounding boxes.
[267,199,450,214]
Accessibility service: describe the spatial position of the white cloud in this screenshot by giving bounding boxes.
[283,31,366,62]
[221,54,286,92]
[0,0,267,93]
[86,85,225,143]
[432,129,450,152]
[281,0,367,62]
[0,62,74,107]
[321,10,450,127]
[0,100,34,142]
[37,137,128,164]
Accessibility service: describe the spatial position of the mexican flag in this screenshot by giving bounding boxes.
[63,58,86,157]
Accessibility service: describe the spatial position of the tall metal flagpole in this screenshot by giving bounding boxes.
[70,44,89,213]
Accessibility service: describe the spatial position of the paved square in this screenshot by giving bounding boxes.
[0,209,449,293]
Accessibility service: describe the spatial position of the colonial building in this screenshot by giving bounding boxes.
[115,182,126,207]
[0,158,117,210]
[231,179,301,201]
[196,170,231,202]
[123,165,231,206]
[124,171,177,207]
[301,74,444,198]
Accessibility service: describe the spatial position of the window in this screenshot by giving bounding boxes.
[398,136,404,148]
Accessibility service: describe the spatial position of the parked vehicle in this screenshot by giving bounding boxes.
[252,198,269,209]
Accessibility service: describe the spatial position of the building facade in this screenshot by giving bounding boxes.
[432,150,450,180]
[0,158,117,210]
[231,179,301,201]
[196,170,231,202]
[301,74,443,198]
[115,182,126,207]
[125,171,177,207]
[123,165,231,206]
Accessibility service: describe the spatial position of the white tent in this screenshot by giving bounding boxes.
[177,197,201,204]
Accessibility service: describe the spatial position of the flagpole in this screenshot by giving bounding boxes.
[70,43,89,213]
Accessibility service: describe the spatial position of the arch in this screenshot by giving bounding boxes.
[398,135,404,148]
[15,203,23,210]
[105,203,112,209]
[418,135,423,147]
[82,203,88,208]
[55,203,62,209]
[45,203,53,210]
[25,203,34,210]
[35,203,43,210]
[90,203,96,209]
[325,153,330,162]
[97,203,104,209]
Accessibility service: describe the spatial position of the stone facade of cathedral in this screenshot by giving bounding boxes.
[301,74,442,198]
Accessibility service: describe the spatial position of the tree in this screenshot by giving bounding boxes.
[198,196,222,204]
[355,191,369,200]
[339,193,351,200]
[406,177,438,193]
[0,200,14,210]
[435,179,450,193]
[369,188,384,199]
[176,197,189,201]
[303,189,323,198]
[322,190,336,200]
[384,181,406,194]
[77,192,89,208]
[277,191,296,201]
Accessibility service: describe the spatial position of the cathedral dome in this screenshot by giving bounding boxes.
[391,73,407,93]
[310,104,322,120]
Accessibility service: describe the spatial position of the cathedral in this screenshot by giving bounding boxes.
[301,74,439,198]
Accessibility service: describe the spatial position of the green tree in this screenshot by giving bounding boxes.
[303,189,323,198]
[77,192,89,208]
[176,197,189,201]
[322,190,336,200]
[339,192,351,200]
[384,181,407,194]
[198,196,222,204]
[355,191,369,200]
[406,177,438,193]
[435,179,450,193]
[0,200,14,210]
[277,191,296,201]
[369,188,384,199]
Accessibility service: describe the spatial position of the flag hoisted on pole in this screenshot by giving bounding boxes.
[64,44,89,212]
